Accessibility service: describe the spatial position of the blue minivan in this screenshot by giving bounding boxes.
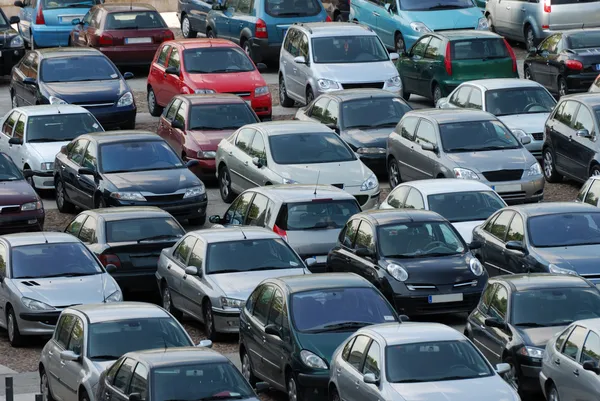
[13,0,101,48]
[205,0,329,64]
[349,0,488,53]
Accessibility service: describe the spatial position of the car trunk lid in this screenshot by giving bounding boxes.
[449,38,516,80]
[101,241,178,272]
[547,0,600,31]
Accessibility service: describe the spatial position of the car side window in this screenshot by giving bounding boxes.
[0,243,6,279]
[299,33,309,62]
[563,326,588,361]
[488,285,508,321]
[82,9,94,25]
[253,285,275,325]
[505,214,524,242]
[556,101,578,128]
[287,29,300,57]
[225,192,254,225]
[188,240,205,271]
[411,36,431,58]
[400,117,419,141]
[454,87,472,108]
[2,111,19,137]
[539,33,560,54]
[577,178,593,203]
[556,327,573,352]
[167,48,180,69]
[68,139,89,165]
[55,314,76,348]
[79,216,97,244]
[573,104,595,135]
[82,144,98,171]
[341,219,360,248]
[424,37,443,59]
[363,341,381,378]
[166,99,182,121]
[174,101,187,129]
[13,114,25,140]
[157,45,171,66]
[65,215,87,237]
[113,358,137,393]
[90,9,102,28]
[581,331,600,365]
[387,186,410,208]
[248,132,266,161]
[19,53,33,77]
[29,54,39,79]
[342,337,356,361]
[173,236,197,265]
[347,335,370,371]
[67,317,84,355]
[403,188,424,209]
[237,0,251,13]
[478,283,497,314]
[483,213,499,233]
[235,128,256,153]
[584,179,600,206]
[414,119,436,147]
[324,100,339,126]
[106,358,125,384]
[309,97,330,120]
[128,363,148,400]
[354,221,375,254]
[246,193,269,226]
[467,88,482,110]
[267,289,285,327]
[489,211,514,241]
[245,286,262,314]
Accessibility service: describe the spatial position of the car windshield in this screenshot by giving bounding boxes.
[311,36,389,64]
[189,103,258,130]
[291,287,397,332]
[42,0,101,9]
[106,218,184,242]
[269,132,356,164]
[512,287,600,327]
[87,317,192,359]
[206,238,303,274]
[26,114,102,143]
[451,39,509,60]
[100,140,183,173]
[183,48,255,73]
[567,31,600,49]
[278,200,360,230]
[485,87,556,116]
[41,56,119,82]
[0,153,24,182]
[386,340,493,383]
[427,191,506,223]
[342,97,411,129]
[378,222,466,258]
[440,120,521,152]
[11,243,102,279]
[400,0,475,10]
[528,212,600,247]
[152,362,255,401]
[104,11,166,29]
[264,0,321,17]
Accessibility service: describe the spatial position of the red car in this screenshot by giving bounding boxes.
[147,38,272,120]
[69,4,174,67]
[157,94,260,179]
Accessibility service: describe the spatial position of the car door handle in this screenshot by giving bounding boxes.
[372,11,379,16]
[228,151,233,156]
[60,361,65,366]
[521,7,525,11]
[48,351,53,356]
[262,336,267,343]
[568,136,573,141]
[554,358,561,365]
[506,6,510,9]
[244,161,248,166]
[293,68,297,73]
[354,380,361,386]
[573,369,580,376]
[480,324,485,329]
[167,264,171,270]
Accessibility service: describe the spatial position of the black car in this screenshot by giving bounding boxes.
[327,209,486,316]
[465,274,600,395]
[472,202,600,283]
[0,10,25,76]
[9,48,136,130]
[53,131,208,225]
[295,89,412,174]
[65,206,186,297]
[239,273,400,401]
[543,93,600,183]
[524,29,600,97]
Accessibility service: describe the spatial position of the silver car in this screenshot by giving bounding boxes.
[156,227,309,340]
[215,121,380,210]
[386,109,545,204]
[329,322,520,401]
[278,22,401,107]
[0,232,121,347]
[436,78,557,161]
[540,318,600,401]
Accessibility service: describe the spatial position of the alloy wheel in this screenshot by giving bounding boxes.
[7,313,14,343]
[204,304,214,339]
[56,181,65,209]
[41,372,50,401]
[433,86,442,105]
[182,17,190,38]
[162,287,171,311]
[306,89,314,105]
[220,169,230,198]
[526,27,535,50]
[148,90,156,113]
[549,386,560,401]
[389,160,400,188]
[287,376,298,401]
[243,42,251,57]
[242,354,252,382]
[524,68,531,80]
[544,151,554,178]
[279,77,287,104]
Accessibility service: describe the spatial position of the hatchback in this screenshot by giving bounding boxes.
[0,10,25,75]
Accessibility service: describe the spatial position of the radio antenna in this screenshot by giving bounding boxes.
[314,170,320,195]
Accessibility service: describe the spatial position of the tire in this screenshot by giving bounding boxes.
[279,75,295,107]
[40,368,55,401]
[394,32,405,54]
[548,383,560,401]
[24,168,36,191]
[147,87,163,117]
[189,215,206,226]
[524,66,532,80]
[525,25,536,49]
[162,285,183,320]
[11,91,18,108]
[56,178,75,213]
[79,389,89,401]
[543,147,563,183]
[7,307,24,347]
[334,13,343,22]
[206,28,215,38]
[181,15,197,38]
[241,350,258,386]
[287,372,304,401]
[242,39,254,61]
[487,14,495,33]
[95,196,106,209]
[218,165,236,203]
[329,387,341,401]
[432,84,442,105]
[305,86,315,106]
[388,157,401,189]
[203,300,217,341]
[590,165,600,177]
[558,76,568,97]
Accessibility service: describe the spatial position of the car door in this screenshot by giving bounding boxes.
[407,118,437,180]
[533,35,560,89]
[170,100,189,156]
[246,284,276,380]
[356,339,382,401]
[23,53,40,105]
[246,130,270,186]
[229,128,257,191]
[295,32,311,98]
[9,113,25,159]
[48,313,76,401]
[579,330,600,401]
[179,238,206,319]
[554,325,589,401]
[59,316,85,400]
[570,103,597,180]
[469,283,498,361]
[347,220,379,284]
[374,0,397,48]
[480,211,513,276]
[187,0,214,34]
[150,45,172,105]
[11,52,32,106]
[338,335,371,401]
[328,218,360,273]
[478,283,510,365]
[491,0,513,37]
[503,212,527,273]
[392,116,419,181]
[508,0,526,38]
[229,0,253,44]
[551,100,580,176]
[168,236,198,313]
[418,37,444,96]
[71,9,95,46]
[261,288,288,385]
[163,48,183,105]
[0,112,19,157]
[77,143,99,208]
[106,358,136,401]
[399,36,430,96]
[281,29,300,98]
[161,98,183,152]
[62,139,90,207]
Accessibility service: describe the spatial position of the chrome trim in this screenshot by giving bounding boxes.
[407,285,436,290]
[454,280,478,288]
[78,103,114,108]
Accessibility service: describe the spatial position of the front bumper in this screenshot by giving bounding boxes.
[345,187,380,210]
[0,47,25,75]
[390,285,483,316]
[99,44,161,66]
[18,310,60,336]
[86,105,136,130]
[109,193,208,221]
[524,139,544,161]
[31,25,73,47]
[518,362,543,393]
[315,83,401,99]
[187,158,217,179]
[481,175,544,205]
[32,170,55,189]
[297,371,329,389]
[358,154,386,174]
[0,210,45,235]
[212,307,240,334]
[566,72,600,93]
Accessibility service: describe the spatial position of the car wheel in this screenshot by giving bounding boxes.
[525,25,536,49]
[503,357,519,392]
[40,368,55,401]
[147,87,163,117]
[206,28,215,38]
[79,389,89,401]
[11,92,18,108]
[543,147,562,183]
[558,76,568,97]
[162,285,183,320]
[95,196,106,209]
[524,66,532,80]
[432,84,442,105]
[218,165,236,203]
[203,300,217,341]
[56,179,75,213]
[487,14,495,32]
[329,387,341,401]
[402,88,411,101]
[287,373,304,401]
[305,86,315,105]
[181,15,197,38]
[279,75,295,107]
[188,215,206,226]
[241,350,258,386]
[548,383,560,401]
[394,32,405,54]
[7,307,24,347]
[24,169,36,190]
[590,165,600,177]
[242,40,254,61]
[388,157,401,189]
[335,13,343,22]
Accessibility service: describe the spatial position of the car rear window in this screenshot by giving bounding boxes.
[265,0,321,17]
[106,217,184,243]
[567,31,600,49]
[104,11,166,30]
[275,200,360,231]
[41,0,101,10]
[451,38,509,60]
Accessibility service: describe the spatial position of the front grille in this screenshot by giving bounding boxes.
[482,170,523,182]
[341,82,384,90]
[354,195,368,206]
[74,101,114,107]
[145,194,185,202]
[531,132,544,141]
[498,191,527,201]
[0,205,21,214]
[394,293,481,315]
[331,183,344,189]
[227,92,251,97]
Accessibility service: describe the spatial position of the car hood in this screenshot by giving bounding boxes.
[0,179,38,205]
[445,148,532,173]
[27,141,70,163]
[188,129,236,150]
[187,71,266,91]
[451,221,484,243]
[514,325,566,349]
[402,7,483,30]
[207,268,306,300]
[342,127,393,149]
[296,332,355,363]
[90,360,115,376]
[381,254,477,284]
[534,245,600,275]
[278,160,372,187]
[497,113,550,135]
[313,61,397,83]
[42,79,126,104]
[390,375,517,401]
[104,169,201,193]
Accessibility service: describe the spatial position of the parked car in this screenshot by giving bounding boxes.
[295,89,412,173]
[387,109,544,204]
[156,227,309,340]
[540,318,600,401]
[239,273,401,400]
[466,274,600,395]
[380,179,507,243]
[156,94,260,180]
[397,31,518,104]
[437,79,556,161]
[542,93,600,183]
[53,131,208,225]
[322,0,349,22]
[0,10,25,75]
[524,29,600,97]
[589,73,600,93]
[279,22,401,107]
[576,175,600,207]
[9,48,136,130]
[39,302,195,401]
[205,0,329,64]
[0,232,121,347]
[209,184,361,272]
[0,104,103,191]
[69,4,174,67]
[0,152,44,234]
[14,0,102,48]
[65,207,185,296]
[330,322,520,401]
[177,0,212,39]
[350,0,488,53]
[147,38,271,120]
[472,202,600,281]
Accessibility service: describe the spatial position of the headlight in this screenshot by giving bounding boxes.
[197,149,216,159]
[549,263,578,276]
[194,89,216,94]
[105,289,122,303]
[386,263,408,282]
[524,162,542,177]
[21,297,54,310]
[453,168,479,180]
[357,147,386,154]
[110,192,146,201]
[117,92,133,107]
[40,162,54,171]
[361,173,378,191]
[49,96,67,105]
[9,35,24,48]
[283,178,299,184]
[518,346,545,359]
[317,79,341,90]
[476,17,489,30]
[300,350,328,369]
[220,297,245,309]
[21,200,43,211]
[183,185,205,198]
[386,75,401,87]
[468,257,484,276]
[254,86,269,97]
[410,22,431,33]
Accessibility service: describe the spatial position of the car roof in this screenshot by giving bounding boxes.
[463,78,544,91]
[126,347,228,367]
[561,93,600,108]
[397,179,498,197]
[508,202,599,217]
[177,93,247,105]
[37,47,103,58]
[81,131,160,144]
[247,121,332,136]
[1,232,79,247]
[359,322,464,345]
[188,226,281,243]
[267,273,373,294]
[325,89,403,102]
[247,184,356,203]
[490,273,592,292]
[10,104,91,116]
[435,30,503,40]
[295,22,376,37]
[68,302,170,323]
[83,206,173,222]
[577,318,600,332]
[406,108,495,124]
[172,38,238,49]
[99,3,158,12]
[355,209,446,225]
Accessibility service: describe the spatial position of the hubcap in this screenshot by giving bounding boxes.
[593,169,600,176]
[182,18,190,37]
[544,151,553,178]
[279,78,286,104]
[287,377,297,401]
[220,170,230,197]
[163,288,171,310]
[7,313,14,342]
[526,29,534,49]
[550,387,559,401]
[307,91,314,104]
[396,36,404,53]
[205,308,213,335]
[56,182,64,208]
[559,80,567,97]
[242,354,251,381]
[148,90,156,112]
[389,162,399,188]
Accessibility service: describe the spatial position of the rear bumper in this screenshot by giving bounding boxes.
[114,271,158,293]
[483,175,544,205]
[99,45,161,66]
[31,25,73,47]
[519,363,542,393]
[566,72,599,92]
[0,48,25,75]
[188,158,216,179]
[297,371,329,388]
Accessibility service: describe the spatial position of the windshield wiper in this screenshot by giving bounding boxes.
[428,4,464,9]
[28,138,68,142]
[0,178,19,182]
[346,124,373,129]
[197,395,244,401]
[447,147,478,152]
[383,254,421,258]
[246,266,289,271]
[137,234,181,243]
[42,272,97,278]
[515,322,545,327]
[308,321,372,333]
[210,269,242,274]
[475,145,517,151]
[90,355,119,360]
[392,379,425,383]
[424,252,461,257]
[370,122,398,128]
[548,320,574,326]
[432,375,474,381]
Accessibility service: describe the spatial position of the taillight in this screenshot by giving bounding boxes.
[325,15,332,22]
[35,6,45,25]
[273,224,287,241]
[163,30,174,41]
[503,38,517,73]
[444,42,452,76]
[543,0,551,13]
[566,59,583,70]
[98,33,113,46]
[98,253,121,269]
[256,19,268,39]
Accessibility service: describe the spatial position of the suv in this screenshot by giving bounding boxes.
[279,22,401,106]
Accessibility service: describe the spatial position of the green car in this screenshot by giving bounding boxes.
[397,30,518,104]
[475,0,487,8]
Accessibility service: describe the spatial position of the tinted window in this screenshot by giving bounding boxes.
[310,98,330,120]
[104,11,166,29]
[323,100,339,125]
[506,214,524,242]
[581,331,600,364]
[79,215,97,243]
[237,0,251,14]
[157,45,170,66]
[427,191,505,223]
[341,97,411,129]
[528,212,600,247]
[567,30,600,49]
[248,133,266,159]
[246,193,269,226]
[400,117,419,140]
[55,314,75,348]
[539,33,560,53]
[485,88,555,116]
[489,211,513,241]
[584,180,600,206]
[440,120,520,152]
[41,56,118,82]
[267,289,284,327]
[424,37,443,59]
[173,236,197,265]
[189,103,257,130]
[41,0,101,9]
[113,358,136,392]
[573,105,595,134]
[563,326,588,360]
[348,335,370,370]
[279,199,360,231]
[188,240,205,270]
[354,221,375,253]
[488,285,508,320]
[467,88,482,109]
[100,141,183,173]
[82,142,98,171]
[67,317,84,354]
[106,218,184,242]
[342,219,361,247]
[453,87,471,107]
[556,327,573,352]
[27,114,101,142]
[342,338,356,361]
[363,341,381,377]
[0,244,6,278]
[166,99,182,121]
[2,111,18,136]
[235,129,255,153]
[378,222,465,258]
[269,132,355,164]
[311,36,389,64]
[264,0,321,17]
[451,39,509,60]
[13,114,25,140]
[129,363,148,399]
[12,243,102,279]
[174,101,187,130]
[183,48,254,73]
[66,214,87,237]
[68,139,88,165]
[478,283,496,314]
[253,285,275,324]
[414,120,436,146]
[403,188,424,209]
[224,191,254,225]
[557,101,578,127]
[577,179,594,203]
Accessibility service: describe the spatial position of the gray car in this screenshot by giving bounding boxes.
[386,109,545,205]
[156,227,309,340]
[0,232,122,347]
[278,22,401,107]
[540,318,600,401]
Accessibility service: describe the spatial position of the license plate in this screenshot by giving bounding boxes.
[491,184,521,193]
[596,64,600,71]
[314,255,328,264]
[245,100,252,106]
[125,37,152,44]
[428,293,463,304]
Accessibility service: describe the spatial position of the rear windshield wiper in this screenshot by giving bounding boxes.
[274,12,303,16]
[137,234,182,243]
[28,138,69,142]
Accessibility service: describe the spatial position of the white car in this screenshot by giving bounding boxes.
[329,322,520,401]
[0,105,103,190]
[380,179,507,242]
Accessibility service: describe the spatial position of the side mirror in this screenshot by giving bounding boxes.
[576,129,592,138]
[389,52,399,61]
[305,257,317,267]
[399,314,410,322]
[325,123,339,133]
[197,339,213,348]
[485,317,507,330]
[495,363,511,376]
[520,136,532,145]
[171,118,184,130]
[256,62,267,72]
[420,142,436,152]
[71,18,81,25]
[123,72,134,80]
[185,265,198,275]
[209,215,222,224]
[13,1,24,7]
[355,247,373,258]
[583,360,600,375]
[8,137,22,145]
[78,167,95,176]
[255,382,269,393]
[9,16,20,24]
[293,56,307,64]
[384,2,391,11]
[60,145,68,154]
[252,157,263,168]
[165,66,179,75]
[436,97,448,108]
[363,372,379,385]
[60,350,80,362]
[23,77,37,86]
[186,159,199,168]
[22,169,34,178]
[505,240,527,253]
[264,324,281,338]
[105,264,117,274]
[128,393,142,401]
[469,240,482,250]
